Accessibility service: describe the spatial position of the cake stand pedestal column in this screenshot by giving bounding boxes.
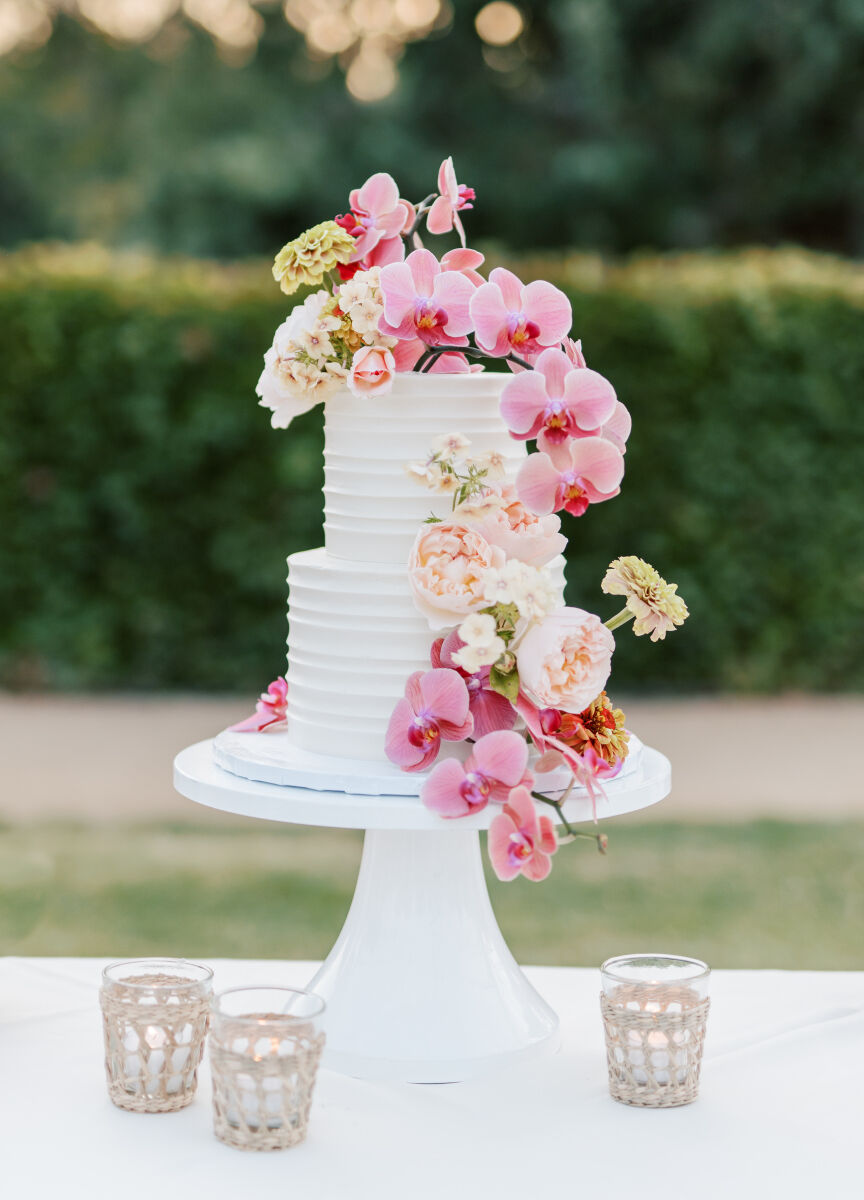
[309,826,558,1082]
[174,738,670,1083]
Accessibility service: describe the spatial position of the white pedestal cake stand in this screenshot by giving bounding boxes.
[173,738,670,1084]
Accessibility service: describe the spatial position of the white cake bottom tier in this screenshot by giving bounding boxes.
[286,546,566,763]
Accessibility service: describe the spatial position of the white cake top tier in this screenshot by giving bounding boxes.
[323,372,525,564]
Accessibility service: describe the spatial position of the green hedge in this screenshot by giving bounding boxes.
[1,244,862,692]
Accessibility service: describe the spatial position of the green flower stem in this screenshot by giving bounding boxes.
[531,790,578,838]
[404,195,437,238]
[557,830,609,852]
[532,780,607,851]
[604,607,635,633]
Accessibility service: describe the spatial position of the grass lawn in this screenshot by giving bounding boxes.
[1,819,862,970]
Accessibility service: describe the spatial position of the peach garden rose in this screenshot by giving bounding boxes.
[409,522,505,631]
[348,345,395,395]
[516,607,614,714]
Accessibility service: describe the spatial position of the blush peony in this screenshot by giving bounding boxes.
[409,522,505,631]
[516,607,614,714]
[459,482,566,567]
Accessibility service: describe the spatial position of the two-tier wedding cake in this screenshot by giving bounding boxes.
[215,158,689,884]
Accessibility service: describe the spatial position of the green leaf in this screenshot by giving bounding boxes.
[489,662,520,703]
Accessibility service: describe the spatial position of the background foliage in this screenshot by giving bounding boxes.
[2,244,862,693]
[2,2,864,258]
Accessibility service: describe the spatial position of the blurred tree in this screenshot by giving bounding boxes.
[0,2,862,256]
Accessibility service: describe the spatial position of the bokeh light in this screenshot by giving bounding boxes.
[0,1,52,57]
[283,0,448,102]
[475,1,523,47]
[345,37,399,101]
[284,0,445,102]
[0,0,448,101]
[307,12,355,55]
[77,0,179,43]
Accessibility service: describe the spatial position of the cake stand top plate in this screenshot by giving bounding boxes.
[174,739,670,832]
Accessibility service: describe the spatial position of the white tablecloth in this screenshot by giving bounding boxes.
[2,958,861,1199]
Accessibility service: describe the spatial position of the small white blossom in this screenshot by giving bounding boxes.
[300,326,335,361]
[404,458,459,493]
[432,432,471,457]
[481,561,558,623]
[453,642,504,674]
[466,450,507,480]
[258,353,342,428]
[272,290,332,351]
[338,266,381,308]
[353,298,386,338]
[433,469,459,495]
[338,268,388,342]
[405,460,438,487]
[324,361,349,383]
[453,613,506,673]
[460,612,498,645]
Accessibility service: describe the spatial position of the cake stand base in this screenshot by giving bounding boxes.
[174,738,670,1083]
[309,826,559,1083]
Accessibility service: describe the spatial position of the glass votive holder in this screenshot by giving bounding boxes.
[600,954,711,1108]
[209,986,326,1152]
[100,958,213,1113]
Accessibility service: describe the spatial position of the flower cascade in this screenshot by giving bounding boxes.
[249,154,691,886]
[255,157,580,429]
[386,418,690,879]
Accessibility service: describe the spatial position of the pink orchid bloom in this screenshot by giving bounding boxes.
[337,172,413,268]
[379,248,476,346]
[598,401,632,453]
[500,347,617,449]
[385,668,474,772]
[516,437,625,518]
[440,247,486,286]
[229,676,288,733]
[488,785,558,882]
[559,338,630,450]
[426,157,476,246]
[563,337,587,368]
[469,267,571,362]
[516,694,622,819]
[421,730,532,819]
[431,631,517,736]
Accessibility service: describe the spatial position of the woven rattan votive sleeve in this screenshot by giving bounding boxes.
[100,970,211,1113]
[601,984,710,1108]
